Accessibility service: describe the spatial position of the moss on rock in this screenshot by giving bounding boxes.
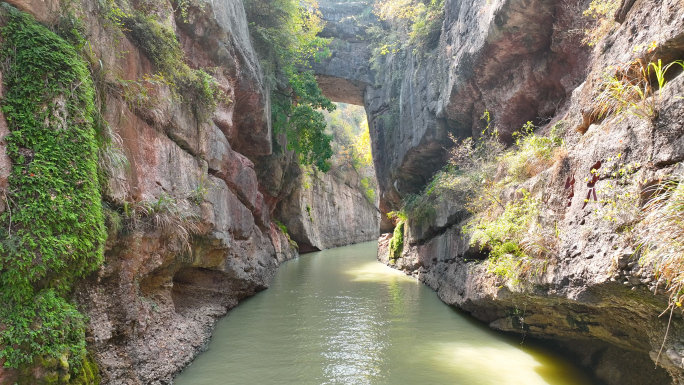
[0,4,105,378]
[388,220,405,263]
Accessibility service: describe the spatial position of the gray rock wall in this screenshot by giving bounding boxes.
[374,0,684,383]
[276,168,380,251]
[312,1,375,106]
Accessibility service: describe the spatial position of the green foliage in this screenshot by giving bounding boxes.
[360,177,376,204]
[373,0,444,53]
[273,220,298,249]
[305,204,313,222]
[466,190,539,259]
[387,210,408,222]
[122,13,181,74]
[582,0,619,46]
[388,220,405,263]
[0,6,106,370]
[245,0,335,171]
[272,70,335,172]
[274,220,288,234]
[124,12,225,120]
[324,103,377,202]
[188,175,210,205]
[394,114,563,283]
[591,154,641,224]
[465,191,551,283]
[70,354,101,384]
[500,122,559,184]
[98,4,225,122]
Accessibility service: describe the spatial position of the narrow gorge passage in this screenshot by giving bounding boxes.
[175,242,593,385]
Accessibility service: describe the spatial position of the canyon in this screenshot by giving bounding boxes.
[1,0,684,384]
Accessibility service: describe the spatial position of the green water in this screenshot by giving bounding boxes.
[175,241,594,385]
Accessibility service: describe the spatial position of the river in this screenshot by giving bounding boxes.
[175,241,594,385]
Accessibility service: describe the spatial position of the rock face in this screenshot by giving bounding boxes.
[0,0,377,383]
[365,0,590,228]
[312,1,375,106]
[372,0,684,384]
[276,168,380,252]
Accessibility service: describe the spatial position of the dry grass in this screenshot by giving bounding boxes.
[588,59,684,124]
[124,193,201,252]
[637,179,684,304]
[588,60,653,122]
[635,177,684,365]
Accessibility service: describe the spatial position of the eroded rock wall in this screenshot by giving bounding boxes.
[276,168,380,252]
[0,0,376,383]
[372,0,684,384]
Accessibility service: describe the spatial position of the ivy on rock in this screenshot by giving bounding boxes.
[0,4,106,375]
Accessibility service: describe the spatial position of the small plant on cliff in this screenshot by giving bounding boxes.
[465,190,554,283]
[588,59,684,123]
[0,6,106,372]
[588,154,642,227]
[388,220,405,263]
[582,0,620,46]
[274,220,298,249]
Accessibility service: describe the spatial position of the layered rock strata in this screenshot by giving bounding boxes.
[372,0,684,384]
[0,0,378,383]
[276,168,380,252]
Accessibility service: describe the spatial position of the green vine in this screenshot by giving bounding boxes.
[0,5,106,373]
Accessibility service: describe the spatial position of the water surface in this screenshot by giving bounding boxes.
[175,241,593,385]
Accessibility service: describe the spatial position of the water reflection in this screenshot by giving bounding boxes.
[175,242,594,385]
[345,262,417,283]
[322,295,386,384]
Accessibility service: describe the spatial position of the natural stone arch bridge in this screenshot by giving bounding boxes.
[310,0,591,232]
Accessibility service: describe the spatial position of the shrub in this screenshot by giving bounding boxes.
[360,177,376,204]
[465,190,554,283]
[582,0,620,46]
[122,193,200,252]
[500,122,559,184]
[395,114,563,283]
[373,0,444,52]
[388,220,405,263]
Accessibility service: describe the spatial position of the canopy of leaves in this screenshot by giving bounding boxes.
[245,0,335,171]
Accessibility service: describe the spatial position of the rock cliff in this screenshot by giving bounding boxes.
[370,0,684,384]
[0,0,378,383]
[276,167,380,252]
